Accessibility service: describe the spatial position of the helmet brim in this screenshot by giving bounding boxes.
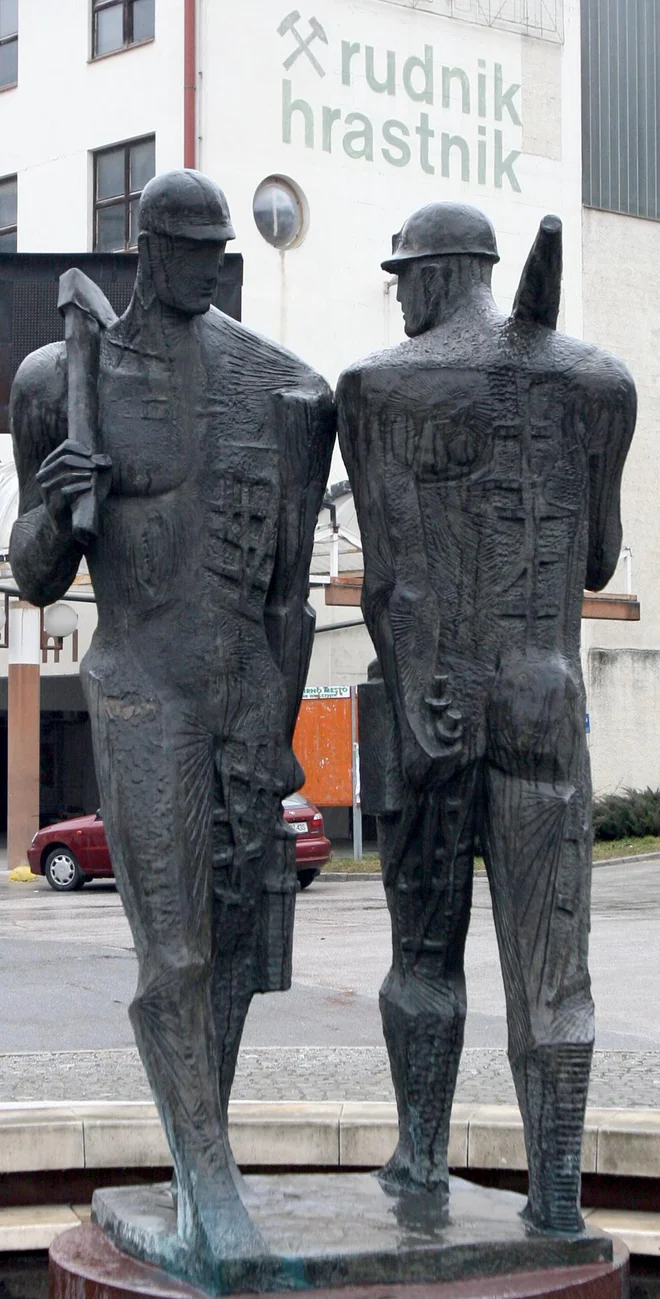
[142,223,236,243]
[381,249,500,274]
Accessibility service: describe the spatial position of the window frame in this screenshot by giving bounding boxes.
[91,0,154,60]
[93,136,154,253]
[0,0,18,90]
[0,173,17,251]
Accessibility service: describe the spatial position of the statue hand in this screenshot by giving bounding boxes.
[404,674,463,788]
[36,440,112,530]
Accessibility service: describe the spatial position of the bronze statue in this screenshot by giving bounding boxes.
[10,170,334,1277]
[338,204,636,1234]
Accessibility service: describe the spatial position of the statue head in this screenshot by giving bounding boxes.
[137,170,235,316]
[382,202,499,338]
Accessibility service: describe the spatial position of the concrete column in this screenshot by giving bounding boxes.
[7,601,41,872]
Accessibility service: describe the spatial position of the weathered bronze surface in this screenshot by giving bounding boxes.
[92,1174,612,1294]
[338,204,636,1236]
[10,170,335,1282]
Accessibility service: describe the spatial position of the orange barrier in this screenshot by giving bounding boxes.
[293,689,354,807]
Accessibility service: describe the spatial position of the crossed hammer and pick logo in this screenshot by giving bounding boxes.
[278,10,328,77]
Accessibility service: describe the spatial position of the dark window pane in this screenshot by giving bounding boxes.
[129,198,140,248]
[94,4,123,55]
[96,203,125,252]
[0,177,16,228]
[0,228,16,252]
[0,35,17,86]
[131,0,154,43]
[97,148,125,201]
[0,0,17,40]
[129,138,155,192]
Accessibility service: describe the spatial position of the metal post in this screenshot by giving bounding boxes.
[622,546,633,595]
[351,686,362,861]
[7,601,41,872]
[330,528,339,579]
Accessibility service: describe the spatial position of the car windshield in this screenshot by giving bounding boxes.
[283,793,307,809]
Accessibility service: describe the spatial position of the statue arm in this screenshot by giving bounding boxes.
[585,357,637,592]
[9,345,85,607]
[265,385,336,742]
[337,370,461,786]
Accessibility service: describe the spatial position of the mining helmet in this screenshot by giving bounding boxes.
[381,202,499,273]
[138,169,236,243]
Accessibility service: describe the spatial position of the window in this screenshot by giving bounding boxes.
[0,0,18,88]
[92,0,154,58]
[93,137,155,252]
[0,175,17,251]
[253,176,307,250]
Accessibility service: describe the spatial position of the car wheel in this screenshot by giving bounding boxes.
[44,848,84,892]
[297,869,318,891]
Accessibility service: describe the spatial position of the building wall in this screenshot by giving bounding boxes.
[6,0,659,798]
[585,650,660,796]
[200,0,582,410]
[581,205,660,792]
[0,0,184,252]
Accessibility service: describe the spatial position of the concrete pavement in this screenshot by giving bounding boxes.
[1,861,660,1102]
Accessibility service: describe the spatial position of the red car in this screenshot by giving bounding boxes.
[28,793,331,893]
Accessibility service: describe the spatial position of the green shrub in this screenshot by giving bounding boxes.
[593,788,660,840]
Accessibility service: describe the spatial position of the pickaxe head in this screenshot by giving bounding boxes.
[57,268,117,330]
[278,9,301,36]
[309,17,328,43]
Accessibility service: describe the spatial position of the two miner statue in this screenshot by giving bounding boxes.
[10,171,635,1282]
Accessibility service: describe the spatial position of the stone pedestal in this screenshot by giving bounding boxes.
[49,1175,626,1299]
[49,1223,629,1299]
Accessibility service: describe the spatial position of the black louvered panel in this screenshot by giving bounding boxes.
[9,279,135,374]
[0,252,243,441]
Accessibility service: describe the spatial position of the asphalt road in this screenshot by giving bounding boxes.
[1,859,660,1055]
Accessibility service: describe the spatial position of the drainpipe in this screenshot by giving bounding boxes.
[184,0,196,169]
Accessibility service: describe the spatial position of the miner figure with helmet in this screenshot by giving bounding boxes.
[338,202,636,1233]
[10,170,334,1275]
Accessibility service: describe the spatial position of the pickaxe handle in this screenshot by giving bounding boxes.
[511,214,563,330]
[57,268,116,548]
[62,306,102,547]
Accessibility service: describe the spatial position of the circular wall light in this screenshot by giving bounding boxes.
[44,603,78,639]
[253,176,307,250]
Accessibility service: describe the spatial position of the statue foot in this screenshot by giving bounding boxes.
[180,1176,266,1266]
[378,1145,449,1196]
[520,1199,586,1236]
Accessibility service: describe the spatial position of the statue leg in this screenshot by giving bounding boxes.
[484,657,594,1234]
[85,674,262,1260]
[378,764,480,1193]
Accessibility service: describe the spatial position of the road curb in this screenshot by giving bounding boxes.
[1,1102,660,1255]
[322,851,660,881]
[1,1099,659,1177]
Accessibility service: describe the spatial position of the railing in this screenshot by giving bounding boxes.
[373,0,564,43]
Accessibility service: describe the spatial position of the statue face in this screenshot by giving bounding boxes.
[141,233,227,316]
[395,262,438,338]
[396,256,491,337]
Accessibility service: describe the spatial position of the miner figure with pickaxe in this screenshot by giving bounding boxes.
[9,170,334,1284]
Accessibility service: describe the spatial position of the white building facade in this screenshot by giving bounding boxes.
[0,0,658,806]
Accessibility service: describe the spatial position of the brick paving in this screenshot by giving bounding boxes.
[1,1046,660,1107]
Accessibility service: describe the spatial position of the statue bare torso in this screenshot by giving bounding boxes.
[341,315,633,773]
[92,311,291,733]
